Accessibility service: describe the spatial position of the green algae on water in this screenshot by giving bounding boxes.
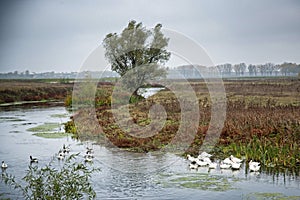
[27,123,61,132]
[244,192,300,200]
[33,132,72,139]
[156,173,238,192]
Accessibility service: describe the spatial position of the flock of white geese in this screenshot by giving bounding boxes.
[187,152,261,172]
[1,144,94,171]
[2,149,261,173]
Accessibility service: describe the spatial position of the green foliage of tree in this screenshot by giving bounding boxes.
[3,154,99,199]
[103,20,170,95]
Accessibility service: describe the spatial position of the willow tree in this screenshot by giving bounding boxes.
[103,20,170,96]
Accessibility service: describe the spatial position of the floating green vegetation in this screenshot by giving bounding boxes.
[244,192,300,200]
[157,173,237,192]
[0,116,25,122]
[27,123,61,132]
[33,132,73,139]
[50,113,69,118]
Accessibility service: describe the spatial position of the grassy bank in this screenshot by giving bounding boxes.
[0,79,73,104]
[68,77,300,171]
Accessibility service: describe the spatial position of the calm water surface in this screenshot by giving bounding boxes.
[0,105,299,199]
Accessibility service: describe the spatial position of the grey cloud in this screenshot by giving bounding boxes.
[0,0,299,72]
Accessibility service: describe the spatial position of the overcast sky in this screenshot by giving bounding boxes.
[0,0,299,73]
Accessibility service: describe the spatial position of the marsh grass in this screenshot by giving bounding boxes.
[0,80,72,104]
[68,78,300,172]
[220,136,299,169]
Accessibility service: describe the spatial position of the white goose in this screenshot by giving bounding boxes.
[196,159,208,167]
[231,162,241,170]
[202,157,212,164]
[249,160,260,172]
[208,162,217,169]
[189,161,198,169]
[57,152,65,160]
[187,154,197,162]
[84,156,93,163]
[220,162,231,169]
[84,153,94,159]
[1,161,8,169]
[230,155,243,163]
[223,157,233,165]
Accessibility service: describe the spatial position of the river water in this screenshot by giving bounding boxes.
[0,105,299,199]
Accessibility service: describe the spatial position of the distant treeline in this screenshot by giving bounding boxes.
[1,62,299,79]
[0,71,118,79]
[168,62,300,78]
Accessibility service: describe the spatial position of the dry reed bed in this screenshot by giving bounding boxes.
[70,78,300,171]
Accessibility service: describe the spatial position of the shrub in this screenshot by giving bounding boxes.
[3,153,99,199]
[64,120,77,135]
[64,94,72,107]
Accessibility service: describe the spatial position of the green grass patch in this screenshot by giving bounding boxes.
[27,123,61,132]
[50,113,69,118]
[33,132,73,139]
[157,173,237,192]
[0,116,25,122]
[244,192,300,200]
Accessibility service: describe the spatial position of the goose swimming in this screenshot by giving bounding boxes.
[84,153,94,159]
[189,161,198,169]
[223,157,233,165]
[208,162,217,169]
[249,160,260,166]
[84,156,93,163]
[57,152,65,160]
[230,155,243,163]
[249,160,260,172]
[187,154,197,162]
[220,162,231,169]
[1,161,8,169]
[196,159,208,167]
[231,162,241,170]
[30,156,38,163]
[202,157,212,164]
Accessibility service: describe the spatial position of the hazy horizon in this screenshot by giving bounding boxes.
[0,0,299,73]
